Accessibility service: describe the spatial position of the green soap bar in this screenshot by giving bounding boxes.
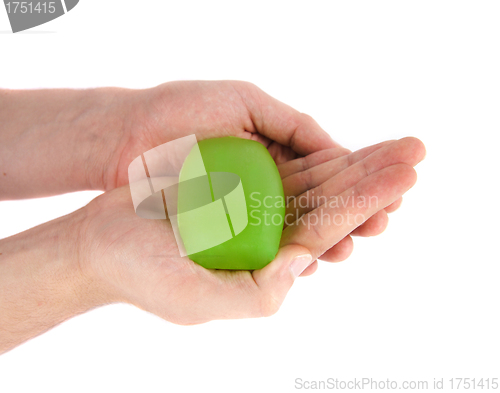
[177,136,285,270]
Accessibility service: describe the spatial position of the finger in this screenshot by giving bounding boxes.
[250,244,313,317]
[385,197,403,213]
[318,235,354,262]
[285,137,425,222]
[350,209,389,237]
[277,147,351,179]
[298,260,319,277]
[280,163,418,259]
[231,81,340,155]
[244,132,299,165]
[200,244,313,320]
[282,140,396,199]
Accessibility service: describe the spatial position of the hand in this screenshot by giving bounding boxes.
[108,80,405,260]
[78,137,425,324]
[0,81,402,258]
[110,80,339,187]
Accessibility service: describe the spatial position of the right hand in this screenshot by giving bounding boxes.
[75,137,425,324]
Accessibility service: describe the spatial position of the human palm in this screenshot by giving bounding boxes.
[81,135,425,325]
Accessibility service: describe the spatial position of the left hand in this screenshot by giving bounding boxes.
[107,80,405,263]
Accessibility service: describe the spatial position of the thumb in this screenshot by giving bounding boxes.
[252,245,314,317]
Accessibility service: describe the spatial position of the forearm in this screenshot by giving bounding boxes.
[0,88,135,200]
[0,208,111,354]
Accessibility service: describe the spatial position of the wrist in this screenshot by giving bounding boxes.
[74,189,136,306]
[105,85,171,190]
[75,87,138,192]
[67,205,123,307]
[0,207,115,353]
[0,87,139,199]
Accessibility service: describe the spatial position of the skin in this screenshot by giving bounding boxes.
[0,81,426,354]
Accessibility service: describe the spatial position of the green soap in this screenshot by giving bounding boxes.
[177,136,285,270]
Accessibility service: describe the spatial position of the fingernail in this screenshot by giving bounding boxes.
[290,254,313,278]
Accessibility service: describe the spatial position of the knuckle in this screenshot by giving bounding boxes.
[346,151,353,168]
[311,218,326,242]
[236,80,259,92]
[299,168,314,190]
[299,112,315,123]
[300,155,309,172]
[259,291,283,318]
[339,147,352,157]
[360,158,371,177]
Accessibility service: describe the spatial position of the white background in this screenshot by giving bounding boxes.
[1,1,499,392]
